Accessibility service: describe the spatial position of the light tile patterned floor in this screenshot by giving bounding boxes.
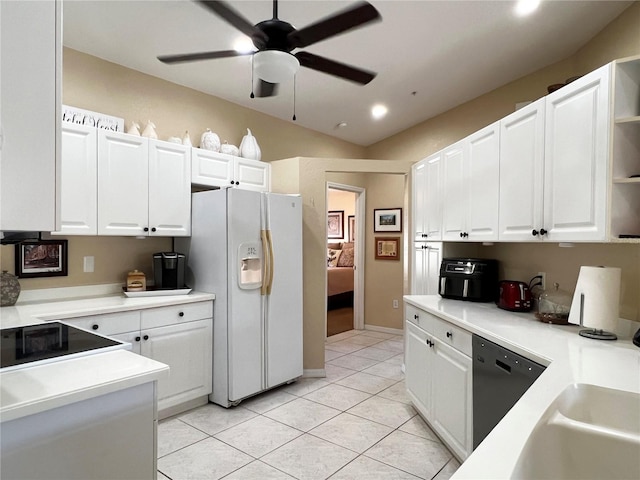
[157,329,460,480]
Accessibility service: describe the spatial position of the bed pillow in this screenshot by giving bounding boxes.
[327,248,342,267]
[337,244,354,267]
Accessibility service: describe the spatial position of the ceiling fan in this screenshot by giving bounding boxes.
[157,0,381,98]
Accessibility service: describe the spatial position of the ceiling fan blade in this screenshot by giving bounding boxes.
[158,49,248,64]
[287,1,380,49]
[256,80,278,98]
[295,51,376,85]
[197,1,268,47]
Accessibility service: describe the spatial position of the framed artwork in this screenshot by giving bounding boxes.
[374,208,402,233]
[374,237,400,260]
[327,210,344,239]
[15,240,68,278]
[348,215,355,242]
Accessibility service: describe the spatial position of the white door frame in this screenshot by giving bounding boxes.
[326,182,365,332]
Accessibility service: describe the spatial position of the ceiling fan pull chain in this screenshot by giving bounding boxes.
[250,55,255,99]
[292,73,297,121]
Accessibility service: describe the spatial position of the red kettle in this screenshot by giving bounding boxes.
[497,280,532,312]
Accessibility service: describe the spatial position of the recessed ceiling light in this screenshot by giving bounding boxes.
[514,0,541,17]
[371,104,388,120]
[233,37,255,54]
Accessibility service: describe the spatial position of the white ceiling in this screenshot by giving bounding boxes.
[62,0,633,146]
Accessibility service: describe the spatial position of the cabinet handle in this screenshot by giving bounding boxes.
[414,314,419,320]
[230,180,235,185]
[178,311,184,317]
[236,181,240,186]
[151,227,157,232]
[135,336,141,342]
[143,335,149,341]
[459,232,464,238]
[463,232,469,238]
[422,233,428,238]
[532,229,539,236]
[427,339,434,347]
[540,228,547,236]
[143,227,149,232]
[92,324,99,330]
[446,331,453,338]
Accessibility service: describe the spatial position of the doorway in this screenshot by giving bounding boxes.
[326,182,365,336]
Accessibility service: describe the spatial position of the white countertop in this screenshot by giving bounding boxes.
[0,291,215,422]
[403,295,640,480]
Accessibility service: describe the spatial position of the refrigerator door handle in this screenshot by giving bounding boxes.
[260,229,270,296]
[266,230,275,295]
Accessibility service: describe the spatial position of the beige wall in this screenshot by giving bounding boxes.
[272,159,411,370]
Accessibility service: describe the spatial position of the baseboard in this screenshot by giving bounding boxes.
[364,324,404,335]
[303,369,326,378]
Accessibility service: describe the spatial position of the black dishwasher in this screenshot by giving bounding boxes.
[472,334,545,449]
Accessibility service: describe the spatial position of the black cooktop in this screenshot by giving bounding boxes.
[1,322,121,369]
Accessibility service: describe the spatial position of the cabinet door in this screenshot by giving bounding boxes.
[141,318,213,412]
[412,160,428,241]
[425,153,443,240]
[441,142,467,240]
[432,339,472,460]
[499,100,545,241]
[148,140,191,237]
[54,124,97,235]
[97,131,148,235]
[405,322,433,419]
[191,149,234,188]
[466,123,499,241]
[234,157,271,192]
[112,331,142,355]
[0,0,60,231]
[411,243,428,295]
[544,65,610,241]
[426,242,442,295]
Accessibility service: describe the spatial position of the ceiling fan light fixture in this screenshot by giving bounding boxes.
[253,50,300,84]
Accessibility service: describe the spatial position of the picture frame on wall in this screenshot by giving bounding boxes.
[327,211,344,239]
[15,240,68,278]
[373,208,402,233]
[374,237,400,260]
[348,215,355,242]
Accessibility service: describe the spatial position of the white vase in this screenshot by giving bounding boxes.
[182,130,192,147]
[167,136,182,144]
[239,128,261,160]
[141,120,158,139]
[200,128,220,152]
[220,141,239,156]
[127,121,141,136]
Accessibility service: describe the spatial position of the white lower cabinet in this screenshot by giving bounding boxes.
[64,301,213,418]
[404,303,473,460]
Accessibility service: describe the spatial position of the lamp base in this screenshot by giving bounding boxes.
[579,328,617,340]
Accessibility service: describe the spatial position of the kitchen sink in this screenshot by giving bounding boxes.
[512,383,640,480]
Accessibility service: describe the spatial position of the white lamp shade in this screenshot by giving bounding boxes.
[253,50,300,84]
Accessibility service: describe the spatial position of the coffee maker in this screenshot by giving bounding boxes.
[153,252,186,289]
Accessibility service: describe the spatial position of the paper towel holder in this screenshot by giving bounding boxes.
[577,293,617,340]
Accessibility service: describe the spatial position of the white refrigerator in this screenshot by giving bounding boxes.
[177,188,303,407]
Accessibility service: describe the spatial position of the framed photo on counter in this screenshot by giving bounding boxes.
[15,240,68,278]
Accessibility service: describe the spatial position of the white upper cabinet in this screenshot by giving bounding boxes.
[441,123,500,241]
[0,0,61,231]
[148,140,191,237]
[465,123,500,241]
[442,141,467,241]
[424,153,443,240]
[192,149,270,192]
[543,65,610,242]
[98,131,191,236]
[499,99,546,241]
[412,242,442,295]
[412,160,428,241]
[53,124,98,235]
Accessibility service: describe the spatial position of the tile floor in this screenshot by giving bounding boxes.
[157,329,460,480]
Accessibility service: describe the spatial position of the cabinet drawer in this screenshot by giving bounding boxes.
[431,315,472,357]
[405,304,435,332]
[141,301,213,329]
[63,311,141,336]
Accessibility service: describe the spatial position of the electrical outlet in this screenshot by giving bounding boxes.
[393,299,399,309]
[537,272,546,290]
[83,256,95,273]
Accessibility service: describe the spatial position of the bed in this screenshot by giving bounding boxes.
[327,243,354,310]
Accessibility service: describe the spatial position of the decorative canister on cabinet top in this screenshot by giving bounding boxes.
[1,270,21,306]
[239,128,261,161]
[127,121,141,136]
[220,141,239,156]
[182,130,192,147]
[141,120,158,139]
[200,128,221,152]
